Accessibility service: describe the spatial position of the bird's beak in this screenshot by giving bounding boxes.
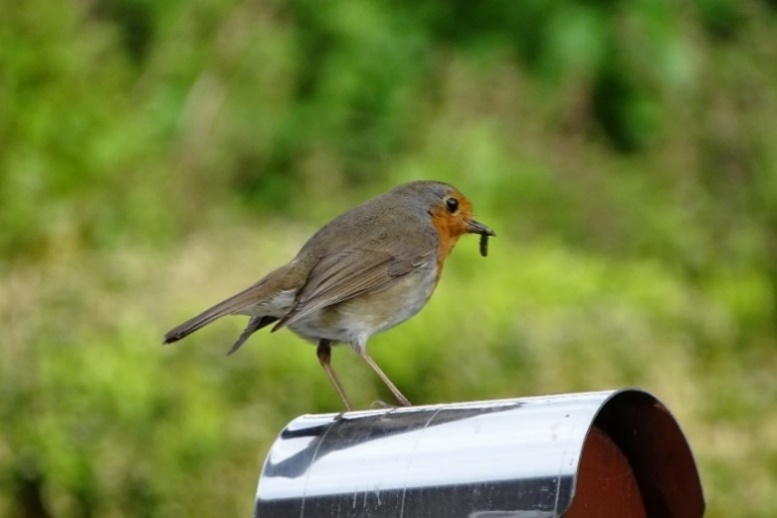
[466,219,496,237]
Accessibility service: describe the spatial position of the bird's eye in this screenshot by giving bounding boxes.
[446,197,459,213]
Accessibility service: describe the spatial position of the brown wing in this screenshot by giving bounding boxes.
[272,244,435,332]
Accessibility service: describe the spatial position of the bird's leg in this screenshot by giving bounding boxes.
[317,340,353,411]
[358,351,412,407]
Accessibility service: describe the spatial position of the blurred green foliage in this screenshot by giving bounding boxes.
[2,0,776,516]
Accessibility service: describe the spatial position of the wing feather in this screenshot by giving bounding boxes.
[273,245,434,331]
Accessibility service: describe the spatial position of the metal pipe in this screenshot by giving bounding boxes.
[254,389,703,518]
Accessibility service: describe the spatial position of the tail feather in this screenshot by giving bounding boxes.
[163,307,228,344]
[226,316,278,355]
[162,281,277,344]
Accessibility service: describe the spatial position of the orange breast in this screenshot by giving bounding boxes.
[430,212,464,284]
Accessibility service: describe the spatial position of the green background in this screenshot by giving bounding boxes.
[2,0,776,516]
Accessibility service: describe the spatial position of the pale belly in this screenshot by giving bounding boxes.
[288,266,438,351]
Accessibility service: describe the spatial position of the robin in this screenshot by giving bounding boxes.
[163,180,495,410]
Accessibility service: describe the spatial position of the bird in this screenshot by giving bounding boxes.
[163,180,495,410]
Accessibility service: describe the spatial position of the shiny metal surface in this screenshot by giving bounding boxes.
[254,389,694,517]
